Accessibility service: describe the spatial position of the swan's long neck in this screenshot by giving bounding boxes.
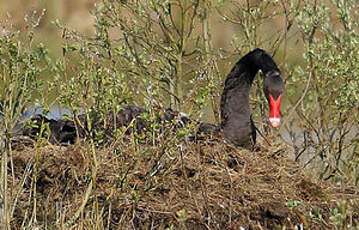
[220,48,279,147]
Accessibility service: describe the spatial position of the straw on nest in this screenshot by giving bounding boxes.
[8,136,359,229]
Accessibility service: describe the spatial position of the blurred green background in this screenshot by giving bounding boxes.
[0,0,97,53]
[0,0,303,63]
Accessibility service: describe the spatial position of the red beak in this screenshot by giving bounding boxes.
[268,94,282,127]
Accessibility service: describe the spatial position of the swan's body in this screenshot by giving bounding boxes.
[16,49,284,148]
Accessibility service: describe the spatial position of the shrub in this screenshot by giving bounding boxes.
[287,0,359,183]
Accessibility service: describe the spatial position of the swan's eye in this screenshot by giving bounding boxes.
[268,94,282,127]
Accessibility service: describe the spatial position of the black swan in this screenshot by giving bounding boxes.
[15,48,284,148]
[220,48,284,148]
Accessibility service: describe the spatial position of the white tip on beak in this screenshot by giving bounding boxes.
[269,117,280,128]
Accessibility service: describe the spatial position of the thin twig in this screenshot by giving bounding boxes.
[280,67,313,131]
[108,118,136,153]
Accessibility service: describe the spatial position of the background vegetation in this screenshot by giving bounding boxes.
[0,0,358,228]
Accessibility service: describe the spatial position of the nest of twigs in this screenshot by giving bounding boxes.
[8,137,359,229]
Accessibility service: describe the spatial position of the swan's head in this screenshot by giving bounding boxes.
[263,70,285,128]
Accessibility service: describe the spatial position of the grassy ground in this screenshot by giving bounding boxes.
[9,136,359,229]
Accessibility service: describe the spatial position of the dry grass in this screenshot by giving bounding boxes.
[8,137,359,229]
